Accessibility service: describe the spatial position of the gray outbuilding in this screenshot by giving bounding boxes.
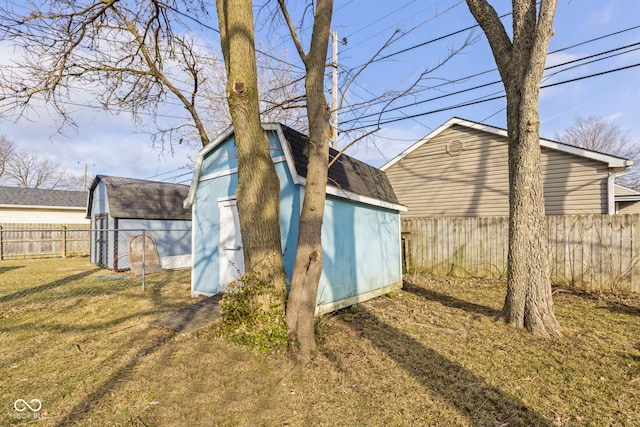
[86,175,192,271]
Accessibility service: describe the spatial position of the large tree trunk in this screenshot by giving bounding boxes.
[504,96,561,336]
[279,0,334,358]
[466,0,561,337]
[216,0,286,301]
[285,117,331,357]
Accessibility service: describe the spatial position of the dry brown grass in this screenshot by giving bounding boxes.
[1,258,639,426]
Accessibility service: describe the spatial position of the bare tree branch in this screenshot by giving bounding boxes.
[0,0,306,151]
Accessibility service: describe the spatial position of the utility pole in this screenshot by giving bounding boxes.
[79,162,94,191]
[331,29,338,149]
[330,30,347,149]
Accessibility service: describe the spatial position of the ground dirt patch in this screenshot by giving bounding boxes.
[1,259,639,426]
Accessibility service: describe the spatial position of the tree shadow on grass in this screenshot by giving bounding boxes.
[403,279,502,318]
[348,310,553,426]
[598,300,640,317]
[54,328,176,427]
[0,265,24,275]
[0,268,100,303]
[554,288,640,317]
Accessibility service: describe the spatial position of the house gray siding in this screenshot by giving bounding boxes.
[618,202,640,214]
[385,124,609,217]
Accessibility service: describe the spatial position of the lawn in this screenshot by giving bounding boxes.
[1,258,639,426]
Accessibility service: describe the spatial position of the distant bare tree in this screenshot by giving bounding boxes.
[556,115,639,190]
[0,135,14,179]
[199,49,307,136]
[5,150,81,189]
[0,0,306,151]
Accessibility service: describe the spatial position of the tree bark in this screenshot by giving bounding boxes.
[216,0,286,301]
[278,0,334,358]
[466,0,561,337]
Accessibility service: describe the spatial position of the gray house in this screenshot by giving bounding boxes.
[382,117,640,217]
[86,175,192,271]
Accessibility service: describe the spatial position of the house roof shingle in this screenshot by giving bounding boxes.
[185,123,405,211]
[280,125,401,206]
[0,186,87,208]
[88,175,191,220]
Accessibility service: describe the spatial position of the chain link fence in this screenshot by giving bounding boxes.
[0,225,193,294]
[0,227,198,424]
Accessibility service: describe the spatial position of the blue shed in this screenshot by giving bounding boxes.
[86,175,192,271]
[185,124,407,315]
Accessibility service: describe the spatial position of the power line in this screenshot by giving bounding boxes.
[157,170,193,182]
[144,167,188,180]
[158,2,219,33]
[340,22,640,119]
[341,40,640,125]
[342,62,640,132]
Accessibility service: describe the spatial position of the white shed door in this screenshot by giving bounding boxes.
[218,200,244,292]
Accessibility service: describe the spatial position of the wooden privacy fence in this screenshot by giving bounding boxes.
[0,224,90,260]
[402,214,640,294]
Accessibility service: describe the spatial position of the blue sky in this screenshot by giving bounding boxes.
[0,0,638,186]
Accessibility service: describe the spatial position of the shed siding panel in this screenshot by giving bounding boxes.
[192,175,234,295]
[192,133,300,296]
[385,124,610,217]
[91,181,109,217]
[319,196,401,305]
[200,131,285,177]
[201,135,239,176]
[116,218,192,270]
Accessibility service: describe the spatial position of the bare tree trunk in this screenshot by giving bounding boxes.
[278,0,334,358]
[217,0,286,301]
[504,95,561,335]
[466,0,561,337]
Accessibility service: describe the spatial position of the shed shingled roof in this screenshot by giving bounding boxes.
[88,175,191,220]
[280,125,401,206]
[0,186,87,208]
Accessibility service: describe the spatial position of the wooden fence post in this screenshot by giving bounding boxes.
[62,226,67,258]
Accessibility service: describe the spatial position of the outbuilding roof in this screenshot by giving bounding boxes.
[185,123,405,212]
[280,125,401,208]
[0,186,87,209]
[87,175,191,220]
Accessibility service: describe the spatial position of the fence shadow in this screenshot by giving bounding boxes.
[347,310,553,426]
[403,279,501,318]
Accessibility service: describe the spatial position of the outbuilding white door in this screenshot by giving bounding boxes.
[218,199,244,292]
